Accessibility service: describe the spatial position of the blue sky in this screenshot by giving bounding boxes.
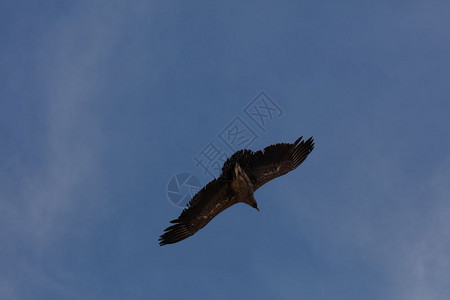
[1,1,450,299]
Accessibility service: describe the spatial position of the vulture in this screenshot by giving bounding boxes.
[159,136,314,246]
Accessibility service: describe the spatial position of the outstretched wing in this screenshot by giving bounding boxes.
[246,136,314,190]
[159,178,233,246]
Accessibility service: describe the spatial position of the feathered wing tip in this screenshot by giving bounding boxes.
[291,136,314,169]
[158,179,226,246]
[159,221,192,246]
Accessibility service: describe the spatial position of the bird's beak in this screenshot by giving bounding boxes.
[249,194,259,211]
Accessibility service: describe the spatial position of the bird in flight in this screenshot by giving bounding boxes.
[159,136,314,246]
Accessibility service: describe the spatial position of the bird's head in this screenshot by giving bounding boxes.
[251,201,260,211]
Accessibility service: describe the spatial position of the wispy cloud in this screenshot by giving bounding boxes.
[270,136,450,300]
[394,157,450,300]
[0,4,127,298]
